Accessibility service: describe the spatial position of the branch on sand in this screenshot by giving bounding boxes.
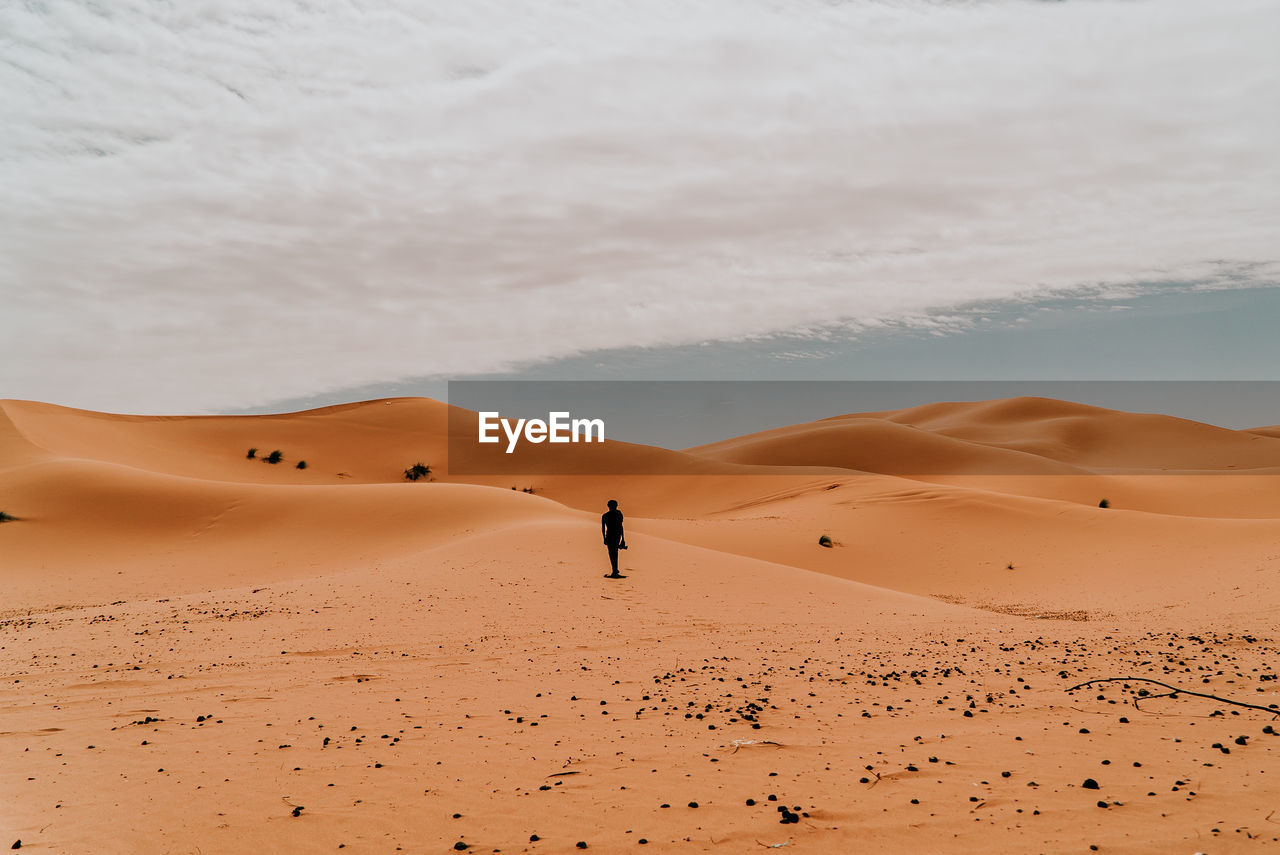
[727,739,782,753]
[1067,678,1280,717]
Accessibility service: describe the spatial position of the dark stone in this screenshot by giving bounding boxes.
[1082,778,1100,789]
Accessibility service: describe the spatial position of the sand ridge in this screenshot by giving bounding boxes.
[3,396,1279,853]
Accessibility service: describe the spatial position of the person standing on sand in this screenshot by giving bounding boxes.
[602,499,625,578]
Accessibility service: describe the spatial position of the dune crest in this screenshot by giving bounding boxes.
[692,395,1280,474]
[4,395,1280,853]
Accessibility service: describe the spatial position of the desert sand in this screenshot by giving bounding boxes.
[3,396,1280,854]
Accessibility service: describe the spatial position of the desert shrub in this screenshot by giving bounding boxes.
[265,450,284,465]
[0,511,16,523]
[404,462,431,482]
[296,460,307,470]
[818,534,833,548]
[1098,498,1110,508]
[246,448,257,459]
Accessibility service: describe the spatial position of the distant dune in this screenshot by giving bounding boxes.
[3,396,1279,853]
[691,396,1280,474]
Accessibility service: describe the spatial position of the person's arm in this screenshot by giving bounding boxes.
[602,514,607,541]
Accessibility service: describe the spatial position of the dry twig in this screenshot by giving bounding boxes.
[1067,678,1279,717]
[727,739,782,754]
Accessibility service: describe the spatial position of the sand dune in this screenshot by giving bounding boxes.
[1,456,578,606]
[692,396,1280,474]
[637,475,1280,616]
[1,397,456,484]
[687,416,1088,475]
[3,396,1279,853]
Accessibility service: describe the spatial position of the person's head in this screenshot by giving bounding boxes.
[607,499,618,510]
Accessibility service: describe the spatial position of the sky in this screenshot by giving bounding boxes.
[266,286,1280,432]
[3,0,1279,415]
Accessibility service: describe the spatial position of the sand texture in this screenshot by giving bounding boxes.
[3,396,1280,854]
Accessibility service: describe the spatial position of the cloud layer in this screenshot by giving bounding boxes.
[2,0,1278,412]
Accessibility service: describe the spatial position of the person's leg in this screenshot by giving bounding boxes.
[608,544,619,574]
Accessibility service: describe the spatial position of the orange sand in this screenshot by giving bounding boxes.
[3,397,1279,853]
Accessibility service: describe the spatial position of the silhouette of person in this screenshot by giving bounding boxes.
[602,499,625,578]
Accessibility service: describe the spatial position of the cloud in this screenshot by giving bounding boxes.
[2,0,1278,412]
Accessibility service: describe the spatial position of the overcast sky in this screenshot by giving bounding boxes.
[3,0,1278,414]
